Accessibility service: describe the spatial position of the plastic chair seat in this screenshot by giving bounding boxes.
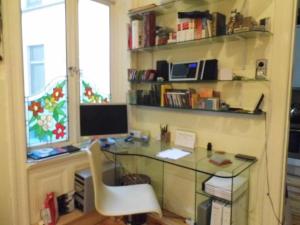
[86,140,162,218]
[97,183,161,216]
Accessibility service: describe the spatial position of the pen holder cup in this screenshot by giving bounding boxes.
[161,132,170,144]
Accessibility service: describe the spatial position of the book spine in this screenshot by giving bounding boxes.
[177,18,182,42]
[131,20,140,49]
[207,18,212,37]
[127,23,132,49]
[194,18,202,39]
[202,17,207,38]
[143,12,156,47]
[212,12,226,36]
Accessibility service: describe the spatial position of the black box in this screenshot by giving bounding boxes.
[198,59,218,80]
[156,60,169,81]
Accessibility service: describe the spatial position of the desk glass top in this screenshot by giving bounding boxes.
[102,139,256,178]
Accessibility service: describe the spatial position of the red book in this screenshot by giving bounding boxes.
[127,23,132,49]
[143,12,156,47]
[194,18,202,39]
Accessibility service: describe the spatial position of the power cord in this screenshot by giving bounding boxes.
[264,107,285,225]
[264,143,284,225]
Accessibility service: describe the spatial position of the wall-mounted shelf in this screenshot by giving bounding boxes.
[129,78,269,84]
[129,104,265,116]
[129,30,272,52]
[129,0,226,17]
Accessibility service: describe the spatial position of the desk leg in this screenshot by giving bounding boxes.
[113,154,117,185]
[162,162,165,211]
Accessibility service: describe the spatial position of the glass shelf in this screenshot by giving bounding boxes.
[129,104,266,116]
[129,78,269,84]
[128,0,225,17]
[129,30,272,52]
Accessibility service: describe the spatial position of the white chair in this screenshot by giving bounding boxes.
[86,140,162,217]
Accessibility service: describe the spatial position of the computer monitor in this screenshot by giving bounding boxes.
[80,104,128,137]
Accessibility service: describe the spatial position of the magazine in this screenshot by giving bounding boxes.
[27,147,68,160]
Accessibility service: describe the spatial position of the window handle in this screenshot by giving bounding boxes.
[68,66,80,77]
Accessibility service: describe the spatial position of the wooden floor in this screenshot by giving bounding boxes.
[292,215,300,225]
[57,210,186,225]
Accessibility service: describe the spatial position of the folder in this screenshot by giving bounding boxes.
[210,200,224,225]
[222,204,231,225]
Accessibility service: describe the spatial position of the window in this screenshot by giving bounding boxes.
[79,0,110,103]
[21,0,111,148]
[27,0,42,8]
[28,45,45,96]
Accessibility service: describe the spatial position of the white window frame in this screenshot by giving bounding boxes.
[20,0,113,149]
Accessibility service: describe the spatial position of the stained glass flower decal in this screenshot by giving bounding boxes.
[25,78,68,147]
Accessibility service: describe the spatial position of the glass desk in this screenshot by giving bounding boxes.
[102,139,256,225]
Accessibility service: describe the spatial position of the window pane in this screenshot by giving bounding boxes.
[27,0,42,8]
[22,0,68,147]
[30,63,45,95]
[30,45,44,61]
[79,0,110,103]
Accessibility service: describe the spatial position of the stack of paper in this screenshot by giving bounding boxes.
[156,148,190,160]
[205,171,247,201]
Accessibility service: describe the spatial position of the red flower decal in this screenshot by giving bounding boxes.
[28,101,44,116]
[52,87,64,101]
[52,123,66,139]
[84,87,94,99]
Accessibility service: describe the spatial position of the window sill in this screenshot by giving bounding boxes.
[26,150,87,170]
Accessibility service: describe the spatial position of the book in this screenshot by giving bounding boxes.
[127,23,132,49]
[194,18,202,39]
[131,19,143,49]
[27,147,68,160]
[212,12,226,36]
[160,84,172,106]
[143,12,156,47]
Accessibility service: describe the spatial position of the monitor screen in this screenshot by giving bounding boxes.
[80,104,128,137]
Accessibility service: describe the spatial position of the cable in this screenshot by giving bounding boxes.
[264,143,284,225]
[263,100,285,225]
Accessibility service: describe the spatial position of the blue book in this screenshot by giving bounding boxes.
[27,147,68,160]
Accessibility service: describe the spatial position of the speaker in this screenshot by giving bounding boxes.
[156,60,169,81]
[255,59,267,80]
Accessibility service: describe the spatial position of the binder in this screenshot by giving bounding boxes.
[210,200,224,225]
[222,204,231,225]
